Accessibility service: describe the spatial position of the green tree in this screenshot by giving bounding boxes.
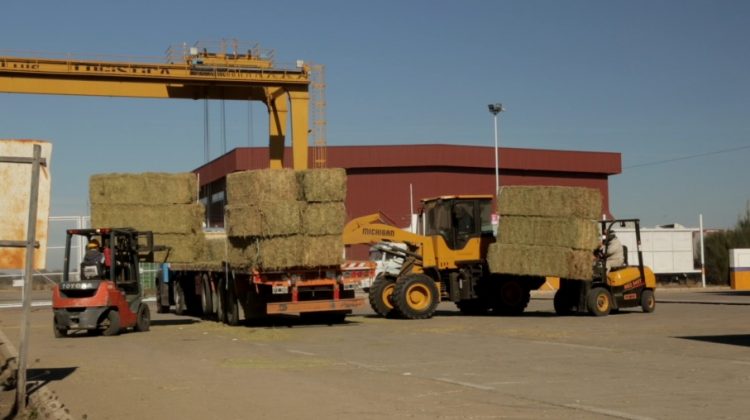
[704,202,750,284]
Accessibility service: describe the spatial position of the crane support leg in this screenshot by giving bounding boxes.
[266,88,288,169]
[289,90,309,170]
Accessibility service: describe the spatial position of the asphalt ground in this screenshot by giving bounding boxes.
[1,288,749,419]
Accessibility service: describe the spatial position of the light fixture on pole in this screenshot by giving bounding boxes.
[488,103,505,195]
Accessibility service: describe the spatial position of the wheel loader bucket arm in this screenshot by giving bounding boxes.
[343,213,426,249]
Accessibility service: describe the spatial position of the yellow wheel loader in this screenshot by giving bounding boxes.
[343,195,546,319]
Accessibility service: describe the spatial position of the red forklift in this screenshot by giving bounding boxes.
[52,228,155,337]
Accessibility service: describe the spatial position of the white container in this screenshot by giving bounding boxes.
[613,225,700,279]
[0,139,52,270]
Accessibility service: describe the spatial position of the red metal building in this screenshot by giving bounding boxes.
[195,144,621,258]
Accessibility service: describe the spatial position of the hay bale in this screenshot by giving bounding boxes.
[303,203,346,236]
[227,237,260,268]
[297,168,347,202]
[91,203,203,234]
[90,173,197,205]
[498,186,602,219]
[486,243,593,280]
[303,235,344,267]
[153,233,205,264]
[202,231,227,263]
[226,169,299,203]
[225,201,304,237]
[497,216,599,251]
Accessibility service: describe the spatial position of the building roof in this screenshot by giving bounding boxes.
[194,144,621,185]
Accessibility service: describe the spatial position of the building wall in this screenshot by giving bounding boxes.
[194,144,621,259]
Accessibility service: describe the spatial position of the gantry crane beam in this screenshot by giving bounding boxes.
[0,52,311,169]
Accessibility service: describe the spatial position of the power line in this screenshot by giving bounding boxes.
[624,144,750,169]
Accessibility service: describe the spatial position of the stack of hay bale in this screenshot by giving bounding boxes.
[225,168,346,270]
[89,173,205,263]
[487,186,601,280]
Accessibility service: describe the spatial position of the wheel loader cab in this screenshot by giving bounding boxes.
[421,196,494,251]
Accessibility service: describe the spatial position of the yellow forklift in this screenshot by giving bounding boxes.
[554,219,656,316]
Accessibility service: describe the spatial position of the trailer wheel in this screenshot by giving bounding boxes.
[641,289,656,313]
[587,288,612,317]
[134,304,151,332]
[553,289,575,315]
[155,272,170,314]
[102,310,121,336]
[200,274,213,317]
[216,276,226,323]
[53,318,67,338]
[493,279,530,316]
[456,299,490,315]
[393,274,439,320]
[368,274,398,317]
[225,276,240,326]
[174,279,186,316]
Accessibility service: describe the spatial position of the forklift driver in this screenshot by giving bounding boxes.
[81,239,105,279]
[602,232,625,270]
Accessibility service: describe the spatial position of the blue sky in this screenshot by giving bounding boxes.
[1,0,748,229]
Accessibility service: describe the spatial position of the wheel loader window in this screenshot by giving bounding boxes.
[453,202,475,249]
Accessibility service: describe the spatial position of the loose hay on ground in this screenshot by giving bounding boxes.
[498,186,602,219]
[90,173,197,205]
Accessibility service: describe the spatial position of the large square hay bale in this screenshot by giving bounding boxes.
[487,243,593,280]
[153,233,205,264]
[497,216,599,251]
[297,168,347,202]
[498,186,602,219]
[202,231,227,263]
[303,203,346,236]
[227,237,260,268]
[90,173,197,205]
[303,235,344,267]
[225,201,304,237]
[226,169,299,203]
[91,203,203,234]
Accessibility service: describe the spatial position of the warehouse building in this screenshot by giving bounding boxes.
[195,145,621,247]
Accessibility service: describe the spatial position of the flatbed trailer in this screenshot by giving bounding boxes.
[155,262,366,325]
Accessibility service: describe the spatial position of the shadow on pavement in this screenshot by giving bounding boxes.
[150,319,201,327]
[677,334,750,348]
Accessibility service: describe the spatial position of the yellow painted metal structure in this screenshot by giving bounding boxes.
[0,42,312,169]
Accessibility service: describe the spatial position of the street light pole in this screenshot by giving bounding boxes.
[488,103,505,195]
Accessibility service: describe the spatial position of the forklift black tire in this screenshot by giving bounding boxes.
[103,310,121,336]
[553,290,575,316]
[174,280,186,316]
[456,299,490,316]
[392,274,439,320]
[587,288,612,317]
[53,318,67,338]
[641,289,656,313]
[134,304,151,332]
[493,279,530,316]
[368,274,398,318]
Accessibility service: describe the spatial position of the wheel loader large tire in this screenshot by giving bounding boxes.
[493,279,530,316]
[368,274,398,317]
[641,289,656,313]
[102,310,121,336]
[587,287,612,317]
[392,274,439,320]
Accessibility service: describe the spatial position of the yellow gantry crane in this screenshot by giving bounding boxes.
[0,40,322,169]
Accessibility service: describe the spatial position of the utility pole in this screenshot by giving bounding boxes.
[488,103,505,195]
